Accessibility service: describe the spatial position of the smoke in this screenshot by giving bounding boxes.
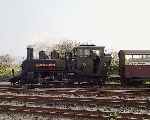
[27,40,57,58]
[27,32,80,59]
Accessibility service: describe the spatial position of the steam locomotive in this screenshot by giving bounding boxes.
[11,44,111,87]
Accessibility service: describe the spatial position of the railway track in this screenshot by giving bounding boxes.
[0,93,149,108]
[0,86,150,119]
[0,104,150,120]
[0,86,150,98]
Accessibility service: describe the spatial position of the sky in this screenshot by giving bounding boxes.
[0,0,150,57]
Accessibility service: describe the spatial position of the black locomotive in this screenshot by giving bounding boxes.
[10,44,111,87]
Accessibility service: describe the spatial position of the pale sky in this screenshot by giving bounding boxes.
[0,0,150,56]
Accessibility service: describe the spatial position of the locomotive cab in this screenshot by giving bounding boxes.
[71,45,110,84]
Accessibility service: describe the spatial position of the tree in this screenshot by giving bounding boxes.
[110,51,119,74]
[54,40,80,58]
[0,54,15,65]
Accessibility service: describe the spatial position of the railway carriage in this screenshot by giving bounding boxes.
[119,50,150,86]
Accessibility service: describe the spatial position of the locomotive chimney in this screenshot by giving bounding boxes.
[27,47,33,60]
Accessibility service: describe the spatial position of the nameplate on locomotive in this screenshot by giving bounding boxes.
[35,64,56,67]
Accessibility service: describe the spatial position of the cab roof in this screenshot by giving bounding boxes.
[119,50,150,55]
[75,44,105,49]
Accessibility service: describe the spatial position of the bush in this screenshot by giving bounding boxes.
[0,64,21,80]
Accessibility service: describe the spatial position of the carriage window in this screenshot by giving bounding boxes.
[125,54,150,65]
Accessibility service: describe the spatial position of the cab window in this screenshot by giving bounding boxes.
[91,50,100,56]
[77,49,90,57]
